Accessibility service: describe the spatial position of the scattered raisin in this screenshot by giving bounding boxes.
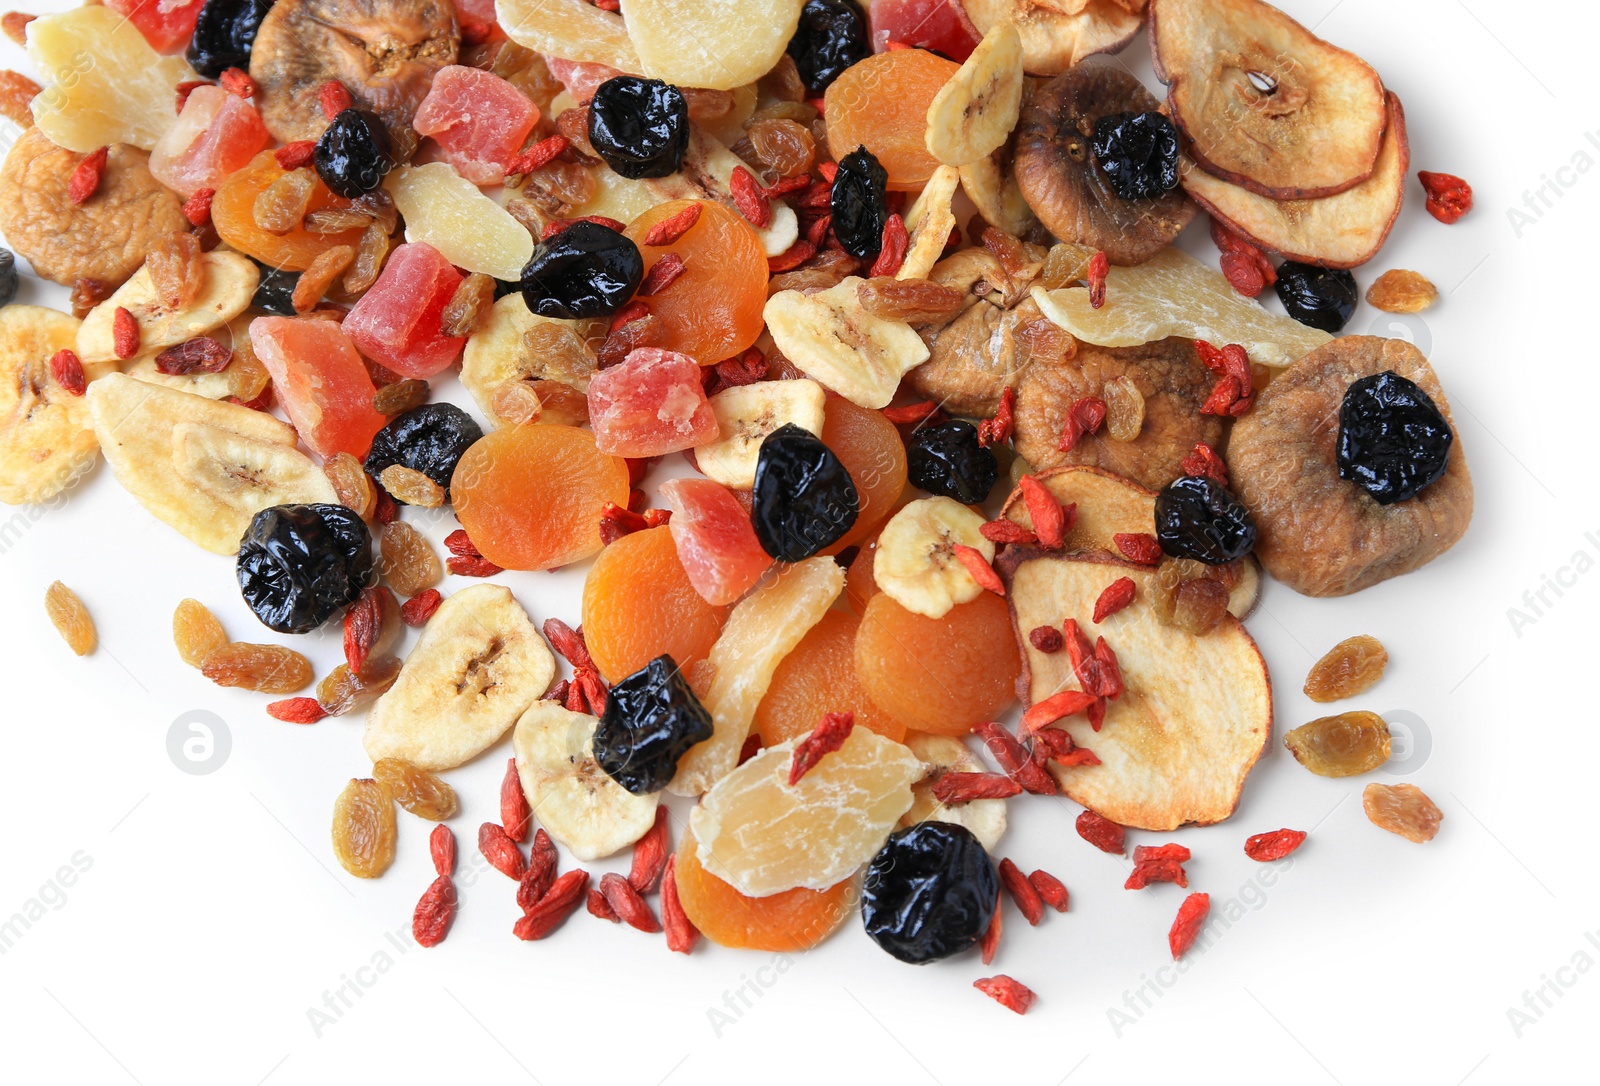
[331,778,398,878]
[380,520,442,596]
[1365,269,1437,314]
[1284,711,1391,777]
[44,581,96,656]
[342,222,391,295]
[379,464,446,508]
[322,452,377,519]
[199,642,315,693]
[291,244,355,313]
[1102,375,1145,442]
[1363,783,1443,843]
[373,758,460,820]
[316,656,402,715]
[173,598,229,668]
[1304,635,1388,703]
[372,379,429,416]
[147,231,205,309]
[855,276,965,324]
[440,272,497,338]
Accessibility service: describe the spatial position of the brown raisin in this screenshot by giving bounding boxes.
[1365,270,1437,314]
[745,118,815,178]
[322,452,377,519]
[317,655,402,716]
[331,778,398,878]
[302,205,374,234]
[173,598,228,668]
[146,231,205,310]
[379,464,445,508]
[1304,635,1388,703]
[372,757,460,821]
[45,581,96,656]
[855,276,966,324]
[1284,712,1391,777]
[1102,375,1145,442]
[1362,783,1442,843]
[758,53,806,103]
[253,168,317,235]
[504,196,549,238]
[292,244,355,313]
[372,378,429,416]
[682,86,736,123]
[342,222,391,296]
[200,642,314,693]
[440,272,496,338]
[1015,317,1076,366]
[522,320,597,386]
[523,158,594,211]
[380,520,442,596]
[748,101,818,126]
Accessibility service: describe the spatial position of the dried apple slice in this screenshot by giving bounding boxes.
[1150,0,1387,199]
[1181,93,1409,269]
[964,0,1144,77]
[999,548,1272,830]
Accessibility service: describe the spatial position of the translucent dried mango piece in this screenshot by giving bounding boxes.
[689,726,922,895]
[622,0,805,91]
[496,0,642,70]
[1030,247,1332,367]
[387,163,535,281]
[668,556,844,796]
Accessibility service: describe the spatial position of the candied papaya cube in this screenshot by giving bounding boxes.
[150,85,271,200]
[250,316,388,459]
[660,477,772,606]
[412,65,539,186]
[342,242,466,379]
[587,347,717,457]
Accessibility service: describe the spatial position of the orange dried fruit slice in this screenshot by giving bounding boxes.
[582,524,728,684]
[212,151,366,272]
[673,827,854,951]
[819,395,906,554]
[755,609,907,746]
[825,48,958,189]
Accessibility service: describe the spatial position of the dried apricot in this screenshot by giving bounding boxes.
[755,609,907,746]
[672,827,856,952]
[821,395,907,553]
[453,425,630,570]
[331,778,397,878]
[212,151,365,271]
[845,536,880,614]
[855,591,1019,736]
[173,598,228,667]
[1304,635,1388,702]
[582,525,728,683]
[825,49,958,190]
[1284,711,1391,777]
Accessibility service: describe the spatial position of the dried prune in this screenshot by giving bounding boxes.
[314,109,393,199]
[751,423,859,561]
[253,263,301,315]
[787,0,869,95]
[237,503,373,634]
[862,822,998,964]
[187,0,274,78]
[1284,711,1391,777]
[587,76,689,180]
[831,146,888,261]
[906,420,998,504]
[0,247,16,307]
[520,220,644,320]
[595,654,715,795]
[1154,475,1256,565]
[1275,261,1358,333]
[1091,111,1180,201]
[1337,371,1453,506]
[363,403,483,500]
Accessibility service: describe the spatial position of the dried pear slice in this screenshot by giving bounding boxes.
[1151,0,1387,199]
[1029,247,1332,368]
[620,0,805,91]
[0,306,108,506]
[964,0,1144,77]
[1181,93,1410,269]
[999,548,1272,830]
[497,0,642,71]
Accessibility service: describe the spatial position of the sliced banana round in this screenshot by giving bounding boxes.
[512,700,660,861]
[763,277,930,409]
[898,732,1007,851]
[121,316,268,401]
[0,306,109,506]
[960,146,1038,237]
[925,21,1025,167]
[898,164,960,282]
[621,0,805,91]
[873,497,995,619]
[365,585,556,771]
[77,251,258,366]
[461,294,596,426]
[643,128,798,258]
[693,378,826,489]
[86,373,333,554]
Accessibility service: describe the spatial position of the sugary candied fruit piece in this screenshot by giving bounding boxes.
[867,0,980,60]
[755,608,907,745]
[250,316,387,458]
[659,477,773,607]
[212,150,367,271]
[387,163,535,281]
[451,424,631,570]
[342,242,466,379]
[582,524,729,683]
[106,0,206,52]
[149,85,271,200]
[412,65,540,186]
[673,827,854,951]
[824,48,959,189]
[587,347,718,457]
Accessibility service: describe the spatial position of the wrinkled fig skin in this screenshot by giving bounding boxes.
[1013,62,1196,266]
[1012,337,1221,490]
[910,297,1039,418]
[1228,336,1473,597]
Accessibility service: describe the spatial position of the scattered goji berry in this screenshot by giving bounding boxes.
[1028,625,1063,653]
[661,855,700,954]
[478,821,525,880]
[998,858,1044,926]
[761,173,811,201]
[816,161,837,182]
[430,823,456,878]
[588,886,620,921]
[1135,843,1192,864]
[1417,171,1472,224]
[181,187,215,227]
[1087,250,1109,309]
[1126,856,1188,890]
[1053,747,1101,767]
[714,347,768,388]
[1028,869,1069,912]
[1220,250,1265,297]
[513,869,589,940]
[68,146,108,206]
[1169,892,1210,959]
[1062,617,1092,669]
[1079,636,1123,699]
[400,589,442,627]
[599,501,651,544]
[516,829,558,910]
[500,756,531,842]
[980,887,1002,965]
[974,975,1036,1015]
[1093,577,1136,623]
[789,710,855,785]
[1058,396,1107,452]
[111,306,139,360]
[980,519,1037,546]
[219,67,257,98]
[49,349,86,396]
[266,696,327,723]
[412,875,456,947]
[976,387,1015,448]
[641,202,702,246]
[730,165,771,228]
[1076,809,1125,854]
[881,400,943,426]
[930,771,1022,803]
[637,252,686,296]
[767,238,817,272]
[542,678,571,703]
[541,617,593,670]
[599,872,662,933]
[507,135,569,176]
[1181,441,1229,485]
[1244,828,1307,861]
[275,141,316,170]
[1018,474,1069,550]
[803,212,833,248]
[447,554,503,577]
[341,585,384,675]
[319,80,352,120]
[1113,532,1162,565]
[952,544,1004,596]
[868,213,908,277]
[972,721,1056,795]
[629,805,669,894]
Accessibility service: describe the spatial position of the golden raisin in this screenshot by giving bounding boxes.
[492,377,544,425]
[1102,375,1145,442]
[1304,635,1388,703]
[372,757,459,820]
[342,222,391,296]
[146,231,205,310]
[744,118,815,178]
[173,598,228,668]
[317,655,402,715]
[372,378,429,416]
[1284,711,1391,777]
[1038,242,1097,289]
[45,581,96,656]
[522,320,597,387]
[331,778,398,878]
[71,277,113,318]
[440,272,497,338]
[504,196,549,238]
[253,168,317,235]
[0,69,40,128]
[302,205,374,234]
[322,452,376,519]
[856,276,966,324]
[523,158,595,212]
[1015,317,1075,366]
[1363,783,1442,843]
[380,520,442,595]
[200,642,314,693]
[292,244,355,313]
[379,464,445,508]
[1148,557,1232,636]
[748,101,818,126]
[1365,269,1438,314]
[223,345,271,401]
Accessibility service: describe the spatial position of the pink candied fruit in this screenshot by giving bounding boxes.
[587,348,718,458]
[106,0,205,53]
[545,57,625,104]
[868,0,980,61]
[250,316,388,459]
[412,65,539,186]
[660,477,772,606]
[453,0,498,41]
[342,242,466,379]
[149,85,271,199]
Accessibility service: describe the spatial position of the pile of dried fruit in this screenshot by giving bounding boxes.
[3,0,1471,1015]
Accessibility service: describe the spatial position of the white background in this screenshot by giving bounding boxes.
[2,1,1597,1083]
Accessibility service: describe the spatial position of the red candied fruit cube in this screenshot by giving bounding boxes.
[250,316,389,459]
[150,86,271,200]
[587,347,718,458]
[342,242,467,379]
[660,477,772,606]
[412,65,540,186]
[106,0,205,52]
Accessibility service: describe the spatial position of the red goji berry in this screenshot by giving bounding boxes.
[803,211,833,248]
[641,202,702,246]
[1113,532,1162,565]
[972,721,1056,795]
[1202,375,1243,417]
[661,855,700,954]
[587,886,620,921]
[49,349,86,396]
[1169,892,1210,959]
[1018,474,1068,550]
[1087,250,1109,309]
[1181,441,1229,485]
[181,187,215,228]
[1028,869,1069,912]
[501,757,531,842]
[974,975,1036,1014]
[762,173,812,201]
[598,501,650,544]
[507,134,569,176]
[1058,396,1107,452]
[342,585,385,675]
[175,79,207,113]
[1088,637,1124,699]
[111,306,139,360]
[599,872,662,933]
[542,678,571,703]
[219,67,257,98]
[1053,747,1101,767]
[512,869,589,940]
[593,0,619,9]
[737,732,763,765]
[930,771,1022,803]
[1062,617,1092,670]
[952,544,1004,596]
[412,875,456,947]
[1093,577,1136,623]
[400,589,442,627]
[1220,250,1265,297]
[319,80,352,120]
[1076,809,1125,854]
[767,238,817,272]
[430,823,456,878]
[980,888,1002,965]
[1126,856,1188,890]
[478,821,525,880]
[629,805,670,894]
[273,141,316,171]
[789,711,855,785]
[976,386,1015,448]
[1135,843,1192,864]
[1417,171,1472,224]
[266,696,327,723]
[447,554,503,577]
[1028,625,1064,653]
[714,347,768,388]
[1244,828,1307,861]
[868,213,908,277]
[541,617,593,670]
[516,829,558,910]
[998,858,1044,926]
[1020,689,1099,731]
[637,252,686,296]
[730,165,771,228]
[980,519,1037,546]
[881,400,943,426]
[68,147,108,206]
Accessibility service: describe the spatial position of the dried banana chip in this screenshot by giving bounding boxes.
[764,277,930,409]
[898,165,960,282]
[925,22,1024,167]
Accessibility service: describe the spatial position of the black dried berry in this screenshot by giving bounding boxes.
[314,109,393,199]
[586,76,689,180]
[787,0,869,95]
[0,247,16,308]
[595,655,715,795]
[1155,475,1257,565]
[831,146,888,260]
[251,262,299,315]
[1337,371,1453,505]
[906,419,998,504]
[1275,261,1358,333]
[862,822,998,964]
[364,403,483,501]
[186,0,273,79]
[751,423,859,561]
[237,503,372,634]
[1091,110,1181,201]
[520,220,644,320]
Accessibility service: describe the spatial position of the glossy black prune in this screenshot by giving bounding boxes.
[186,0,274,79]
[314,109,393,199]
[862,822,998,964]
[906,420,998,504]
[363,403,483,500]
[830,146,888,260]
[251,262,299,315]
[1155,475,1257,565]
[1337,371,1454,505]
[751,423,859,561]
[787,0,869,95]
[1091,110,1181,201]
[0,247,16,307]
[1275,262,1358,333]
[595,655,715,795]
[237,503,372,634]
[586,76,689,180]
[520,220,644,320]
